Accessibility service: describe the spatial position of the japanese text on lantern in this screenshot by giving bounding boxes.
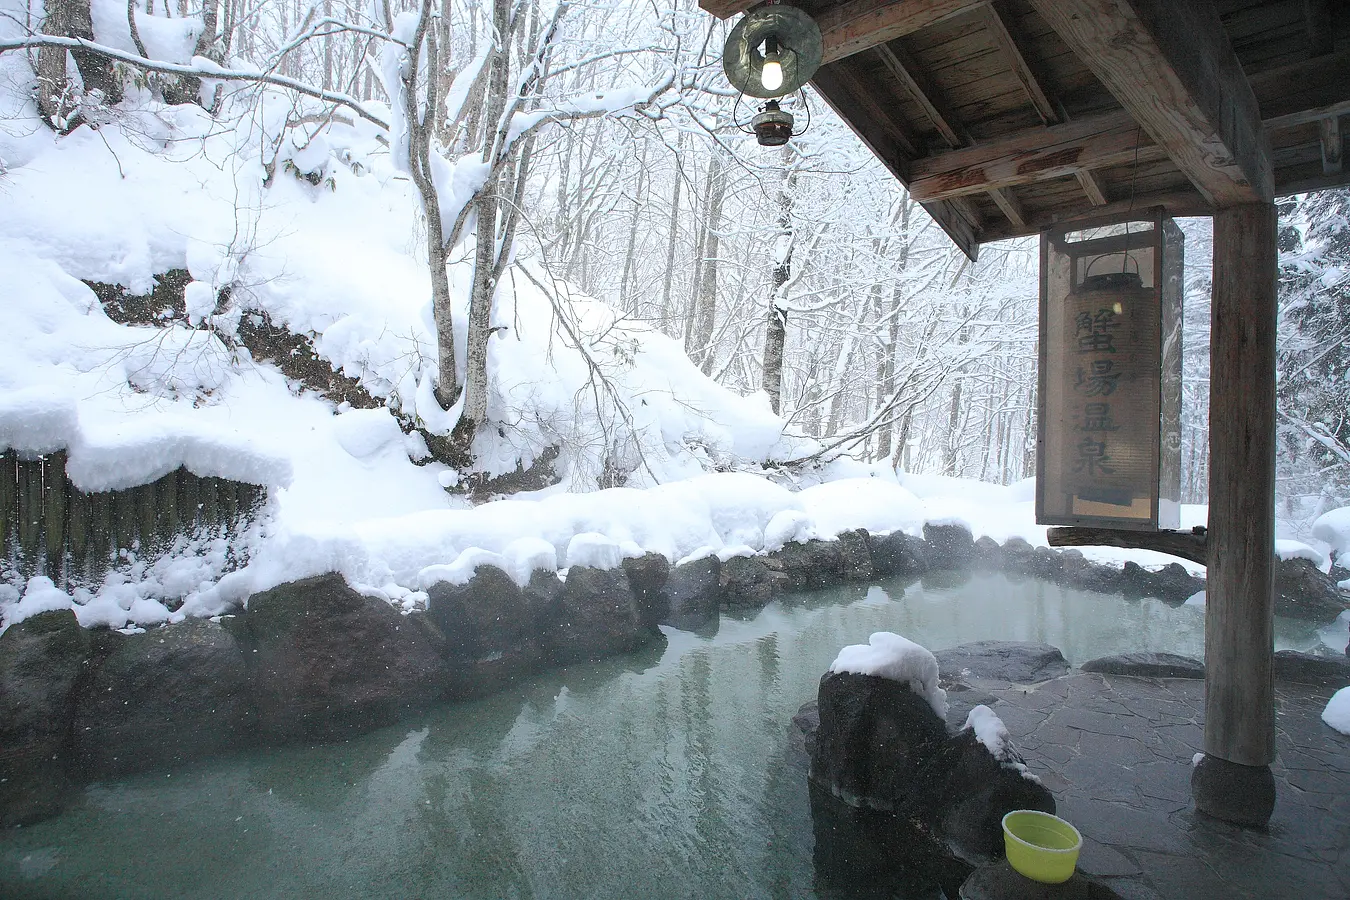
[1037,215,1184,531]
[1072,308,1121,481]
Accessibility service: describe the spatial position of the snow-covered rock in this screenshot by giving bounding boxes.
[1313,506,1350,560]
[1323,687,1350,736]
[830,631,947,718]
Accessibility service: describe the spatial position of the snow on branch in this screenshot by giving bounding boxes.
[0,35,389,130]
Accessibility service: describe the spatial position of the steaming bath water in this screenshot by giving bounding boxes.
[0,573,1329,899]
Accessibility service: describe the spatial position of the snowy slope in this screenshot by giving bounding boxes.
[0,30,808,627]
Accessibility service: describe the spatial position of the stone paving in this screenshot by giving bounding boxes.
[951,671,1350,899]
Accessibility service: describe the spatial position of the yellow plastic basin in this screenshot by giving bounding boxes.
[1001,810,1082,884]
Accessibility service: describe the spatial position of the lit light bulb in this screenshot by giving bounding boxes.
[761,36,783,92]
[761,58,783,92]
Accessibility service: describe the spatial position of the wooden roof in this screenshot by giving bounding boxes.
[700,0,1350,258]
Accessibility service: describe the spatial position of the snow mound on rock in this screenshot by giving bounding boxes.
[830,631,948,717]
[1323,687,1350,736]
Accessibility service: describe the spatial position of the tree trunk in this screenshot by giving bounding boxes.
[618,143,648,314]
[37,0,121,126]
[874,199,912,460]
[659,141,684,334]
[826,333,859,435]
[195,1,220,63]
[455,0,512,447]
[322,0,333,89]
[684,170,710,351]
[398,0,458,410]
[688,153,726,374]
[762,144,796,414]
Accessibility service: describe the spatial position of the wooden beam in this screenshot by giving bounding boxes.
[875,42,963,149]
[921,198,982,262]
[1205,202,1277,772]
[906,110,1165,202]
[1322,116,1344,175]
[986,187,1026,229]
[813,60,921,160]
[949,195,984,230]
[1075,168,1110,206]
[1027,0,1272,206]
[1047,526,1207,565]
[1252,49,1350,131]
[872,42,1042,233]
[981,1,1058,124]
[977,189,1213,243]
[809,61,980,260]
[819,0,985,65]
[697,0,757,19]
[1275,169,1350,198]
[1266,100,1350,135]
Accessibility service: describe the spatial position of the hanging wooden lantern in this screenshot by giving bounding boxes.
[1037,210,1184,531]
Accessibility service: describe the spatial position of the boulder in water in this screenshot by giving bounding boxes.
[73,619,254,775]
[0,610,88,826]
[246,573,446,742]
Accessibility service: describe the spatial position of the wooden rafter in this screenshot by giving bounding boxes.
[875,40,1039,232]
[818,0,985,65]
[1305,0,1334,57]
[810,59,979,259]
[698,0,758,18]
[906,110,1165,203]
[874,43,963,149]
[1075,169,1110,206]
[981,1,1057,124]
[948,195,985,234]
[816,60,921,159]
[699,0,987,64]
[987,187,1027,229]
[1027,0,1272,206]
[1252,50,1350,132]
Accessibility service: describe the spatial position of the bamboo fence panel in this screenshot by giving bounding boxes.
[0,451,268,589]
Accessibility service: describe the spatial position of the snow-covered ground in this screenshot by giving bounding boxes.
[0,8,1334,634]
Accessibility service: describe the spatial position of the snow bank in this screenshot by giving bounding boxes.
[1312,507,1350,559]
[830,631,948,717]
[798,478,925,538]
[1323,687,1350,736]
[0,390,79,455]
[1275,539,1327,568]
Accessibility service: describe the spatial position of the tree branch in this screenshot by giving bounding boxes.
[0,35,389,129]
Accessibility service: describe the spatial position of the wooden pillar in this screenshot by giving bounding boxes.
[1194,202,1277,825]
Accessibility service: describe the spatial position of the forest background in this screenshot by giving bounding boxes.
[4,0,1349,536]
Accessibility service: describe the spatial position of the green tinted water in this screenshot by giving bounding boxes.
[0,574,1331,900]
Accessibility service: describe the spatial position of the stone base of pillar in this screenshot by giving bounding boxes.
[1191,753,1276,827]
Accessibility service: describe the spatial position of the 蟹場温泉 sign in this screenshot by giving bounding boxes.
[1037,212,1183,531]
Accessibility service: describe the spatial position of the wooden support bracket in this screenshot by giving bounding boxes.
[1321,116,1343,175]
[1047,525,1208,565]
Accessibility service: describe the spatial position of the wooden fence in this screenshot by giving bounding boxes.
[1,450,267,588]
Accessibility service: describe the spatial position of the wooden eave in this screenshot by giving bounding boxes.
[700,0,1350,259]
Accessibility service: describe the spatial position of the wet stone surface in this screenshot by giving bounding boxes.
[963,672,1350,900]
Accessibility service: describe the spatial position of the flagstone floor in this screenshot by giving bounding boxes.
[958,671,1350,899]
